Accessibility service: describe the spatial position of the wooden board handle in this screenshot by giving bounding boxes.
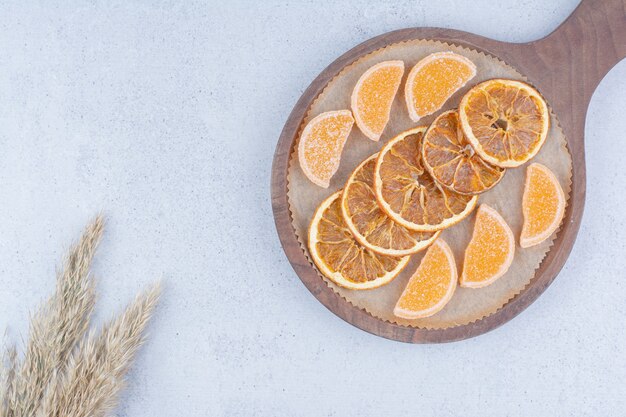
[534,0,626,99]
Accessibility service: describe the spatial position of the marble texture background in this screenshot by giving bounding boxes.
[0,1,624,416]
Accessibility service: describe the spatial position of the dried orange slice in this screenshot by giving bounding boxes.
[459,79,549,168]
[351,60,404,141]
[394,239,457,319]
[520,163,566,248]
[461,204,515,288]
[374,127,478,232]
[405,52,476,122]
[308,191,409,290]
[341,154,439,257]
[423,110,505,195]
[298,110,354,188]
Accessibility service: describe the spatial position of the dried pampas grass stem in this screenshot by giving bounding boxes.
[0,216,161,417]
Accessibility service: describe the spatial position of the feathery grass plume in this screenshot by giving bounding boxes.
[0,345,17,417]
[41,283,161,417]
[9,216,103,417]
[0,216,161,417]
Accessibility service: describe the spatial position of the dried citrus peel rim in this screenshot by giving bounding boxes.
[422,109,506,195]
[459,79,550,168]
[374,126,478,232]
[341,153,440,256]
[308,191,409,290]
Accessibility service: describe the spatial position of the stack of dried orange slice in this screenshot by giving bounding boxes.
[299,50,566,320]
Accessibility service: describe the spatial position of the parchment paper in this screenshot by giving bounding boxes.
[287,39,572,329]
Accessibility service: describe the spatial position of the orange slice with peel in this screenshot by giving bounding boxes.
[520,163,566,248]
[423,110,505,195]
[461,204,515,288]
[298,110,354,188]
[405,51,476,122]
[459,79,549,168]
[351,60,404,141]
[394,239,457,319]
[341,153,439,257]
[308,191,409,290]
[374,127,478,232]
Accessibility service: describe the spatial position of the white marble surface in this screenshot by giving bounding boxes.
[0,1,624,416]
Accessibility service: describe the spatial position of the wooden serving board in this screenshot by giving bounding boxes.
[271,0,626,343]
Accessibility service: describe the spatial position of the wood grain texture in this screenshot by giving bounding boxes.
[271,0,626,343]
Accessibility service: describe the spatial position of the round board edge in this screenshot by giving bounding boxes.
[271,27,585,344]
